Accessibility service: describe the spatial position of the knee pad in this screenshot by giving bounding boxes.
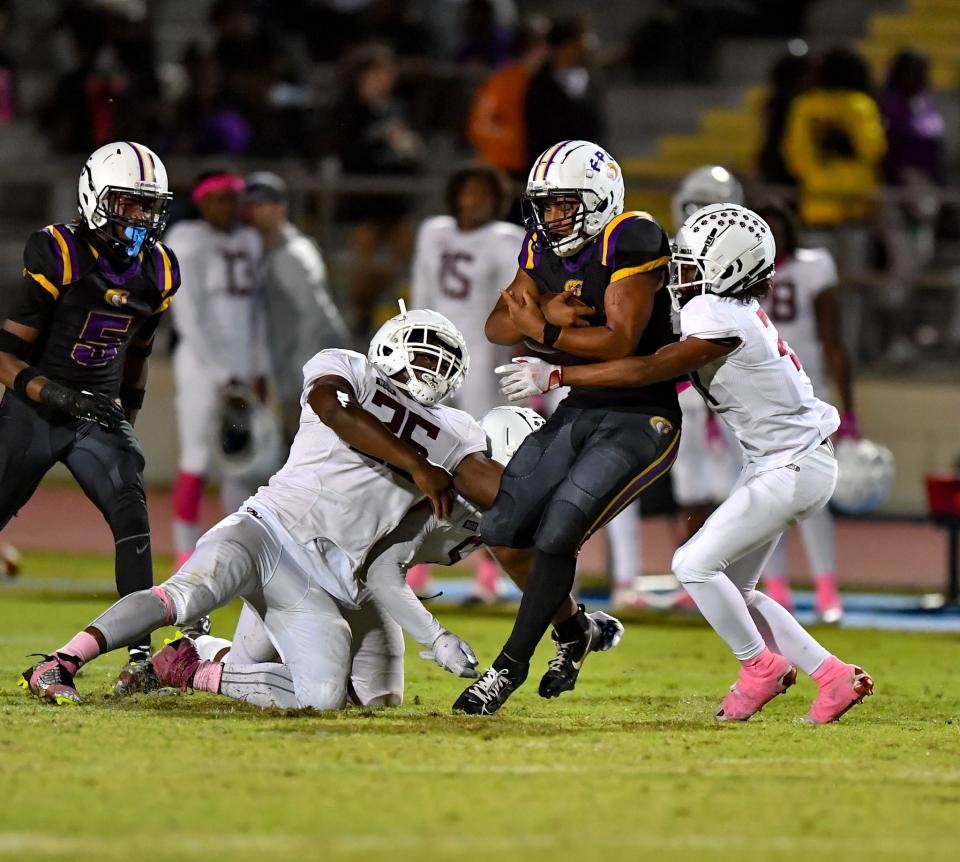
[108,490,150,542]
[480,493,529,549]
[534,500,588,557]
[295,679,349,711]
[672,543,714,586]
[358,689,403,708]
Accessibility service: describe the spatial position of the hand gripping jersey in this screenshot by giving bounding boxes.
[250,350,488,591]
[7,223,180,395]
[164,219,264,384]
[411,215,525,413]
[760,247,838,393]
[680,293,839,471]
[519,210,678,415]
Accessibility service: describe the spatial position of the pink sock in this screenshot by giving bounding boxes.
[172,471,204,522]
[192,660,223,693]
[809,655,839,682]
[742,648,775,670]
[814,574,840,604]
[475,556,501,595]
[57,631,101,673]
[406,564,431,592]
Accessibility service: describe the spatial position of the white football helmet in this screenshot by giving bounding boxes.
[480,406,545,465]
[369,300,469,406]
[78,142,172,257]
[214,384,283,484]
[670,203,776,311]
[671,165,744,233]
[522,140,624,257]
[831,438,895,514]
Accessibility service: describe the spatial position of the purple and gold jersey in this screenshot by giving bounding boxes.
[6,223,180,397]
[518,211,679,415]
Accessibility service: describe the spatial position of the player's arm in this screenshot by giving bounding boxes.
[814,287,856,426]
[0,319,47,401]
[308,375,454,518]
[499,336,737,398]
[485,267,541,345]
[501,272,659,360]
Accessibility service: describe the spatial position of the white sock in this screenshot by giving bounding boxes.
[798,507,836,578]
[193,634,233,663]
[219,662,299,709]
[746,590,829,675]
[607,504,641,588]
[682,575,766,661]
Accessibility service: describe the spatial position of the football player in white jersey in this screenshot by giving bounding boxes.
[754,201,858,622]
[164,172,268,570]
[667,166,744,548]
[22,309,618,709]
[409,164,526,603]
[496,204,874,724]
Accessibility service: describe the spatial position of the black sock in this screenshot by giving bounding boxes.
[502,550,577,664]
[554,604,588,642]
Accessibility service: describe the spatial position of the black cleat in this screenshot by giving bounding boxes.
[538,613,601,699]
[453,662,527,716]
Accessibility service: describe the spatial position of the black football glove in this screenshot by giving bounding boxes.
[40,382,126,430]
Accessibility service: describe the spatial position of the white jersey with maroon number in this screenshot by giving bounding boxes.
[410,215,525,414]
[250,350,488,583]
[760,247,837,393]
[680,293,839,472]
[165,219,265,383]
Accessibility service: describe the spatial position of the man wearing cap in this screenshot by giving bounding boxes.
[244,172,350,445]
[165,171,267,569]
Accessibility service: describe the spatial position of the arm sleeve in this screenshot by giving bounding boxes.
[440,412,489,471]
[604,214,672,283]
[6,231,62,328]
[680,296,741,341]
[300,349,371,407]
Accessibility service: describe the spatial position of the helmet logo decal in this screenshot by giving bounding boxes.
[650,416,674,435]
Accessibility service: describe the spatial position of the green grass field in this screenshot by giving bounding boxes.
[1,552,959,862]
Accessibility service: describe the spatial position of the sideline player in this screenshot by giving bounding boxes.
[454,140,681,715]
[755,200,857,622]
[21,308,618,709]
[409,164,525,603]
[0,141,178,666]
[496,204,873,723]
[165,172,267,569]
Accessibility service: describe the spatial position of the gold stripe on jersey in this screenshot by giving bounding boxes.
[157,243,174,295]
[534,141,565,180]
[523,233,538,269]
[585,430,680,535]
[609,256,670,283]
[600,210,655,266]
[26,270,60,300]
[46,225,73,283]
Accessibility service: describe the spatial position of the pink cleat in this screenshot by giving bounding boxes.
[805,657,873,723]
[19,654,81,706]
[764,578,795,613]
[151,638,202,690]
[716,651,797,721]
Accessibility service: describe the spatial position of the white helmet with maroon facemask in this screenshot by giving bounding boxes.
[77,141,172,257]
[522,140,624,257]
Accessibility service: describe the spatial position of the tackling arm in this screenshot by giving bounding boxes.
[484,268,541,345]
[308,375,455,518]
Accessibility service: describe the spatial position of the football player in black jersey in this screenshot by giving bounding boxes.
[0,141,179,669]
[454,140,681,714]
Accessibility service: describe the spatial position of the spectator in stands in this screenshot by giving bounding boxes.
[783,47,886,232]
[758,52,815,186]
[456,0,514,68]
[523,17,605,163]
[243,172,351,445]
[877,50,945,361]
[332,43,422,333]
[467,17,550,179]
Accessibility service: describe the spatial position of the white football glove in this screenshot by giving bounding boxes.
[494,357,563,402]
[419,631,480,678]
